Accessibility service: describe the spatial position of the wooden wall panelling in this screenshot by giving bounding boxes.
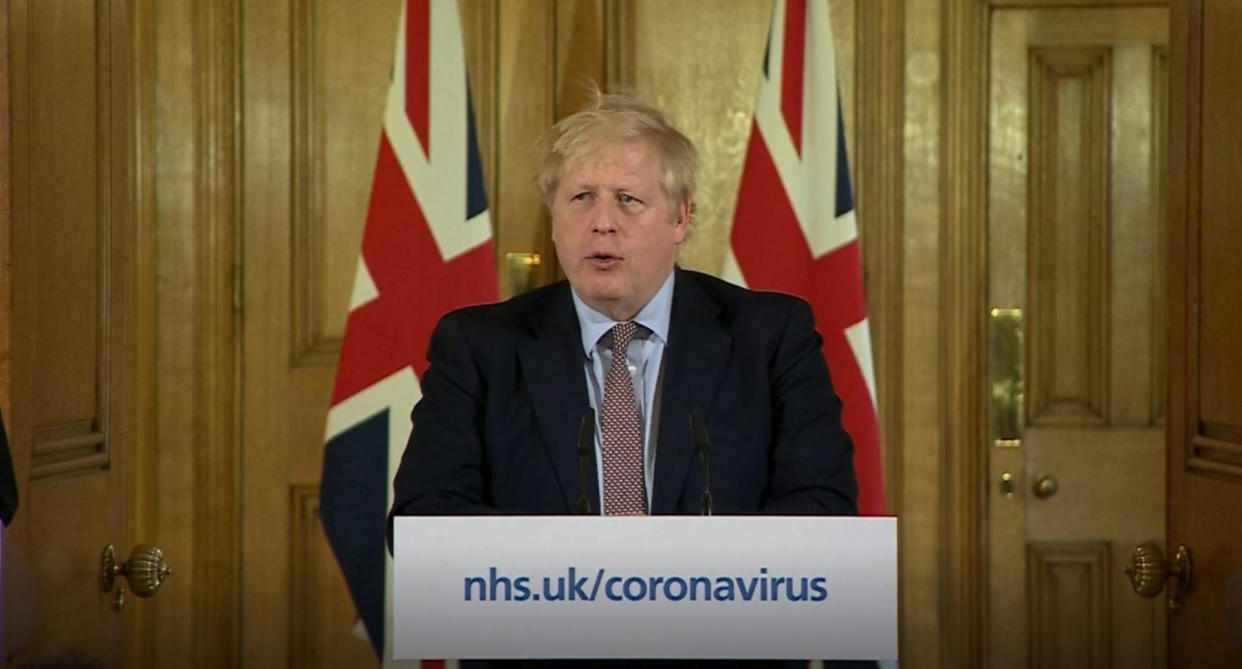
[25,0,112,483]
[290,0,393,366]
[1169,2,1242,664]
[1027,542,1112,669]
[288,486,318,668]
[554,0,604,118]
[288,485,375,668]
[127,0,242,665]
[494,0,558,296]
[940,0,989,666]
[6,0,35,548]
[150,0,198,663]
[290,0,332,365]
[604,0,634,87]
[1,0,11,425]
[128,0,158,663]
[983,12,1030,667]
[1026,47,1110,427]
[1108,39,1160,428]
[189,0,241,665]
[7,0,131,663]
[1190,0,1242,483]
[1165,15,1192,653]
[284,0,393,484]
[1150,46,1167,424]
[241,0,297,663]
[900,0,945,665]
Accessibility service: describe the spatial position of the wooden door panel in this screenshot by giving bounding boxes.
[7,0,131,664]
[240,0,388,665]
[289,0,394,365]
[1193,2,1242,433]
[986,7,1168,669]
[288,485,380,668]
[1026,542,1112,669]
[1168,1,1242,665]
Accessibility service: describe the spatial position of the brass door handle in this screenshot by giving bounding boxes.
[999,471,1016,498]
[101,544,172,598]
[990,308,1024,449]
[1125,542,1191,597]
[506,253,542,296]
[1032,474,1058,498]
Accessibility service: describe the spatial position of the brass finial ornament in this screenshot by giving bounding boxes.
[101,543,173,598]
[1125,542,1191,598]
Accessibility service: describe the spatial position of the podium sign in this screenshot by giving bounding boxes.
[392,516,896,660]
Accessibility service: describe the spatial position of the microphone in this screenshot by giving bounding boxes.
[576,409,596,515]
[690,407,713,516]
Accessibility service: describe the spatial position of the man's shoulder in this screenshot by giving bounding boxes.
[677,269,811,320]
[438,280,571,333]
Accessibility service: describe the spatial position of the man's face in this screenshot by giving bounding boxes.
[550,138,689,321]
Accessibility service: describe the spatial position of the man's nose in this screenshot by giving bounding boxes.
[589,204,618,234]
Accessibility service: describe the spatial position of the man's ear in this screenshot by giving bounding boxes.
[672,200,691,243]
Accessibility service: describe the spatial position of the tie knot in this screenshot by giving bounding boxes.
[610,321,637,351]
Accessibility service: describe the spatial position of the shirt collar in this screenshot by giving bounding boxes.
[570,269,675,358]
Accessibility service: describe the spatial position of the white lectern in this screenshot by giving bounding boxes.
[392,516,896,661]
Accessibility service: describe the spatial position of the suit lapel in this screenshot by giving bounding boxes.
[517,284,595,512]
[652,270,732,513]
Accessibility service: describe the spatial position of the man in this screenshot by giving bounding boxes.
[390,92,863,666]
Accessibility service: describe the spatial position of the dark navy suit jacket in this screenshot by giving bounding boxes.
[390,269,867,668]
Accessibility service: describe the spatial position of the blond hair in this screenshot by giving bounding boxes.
[535,89,698,210]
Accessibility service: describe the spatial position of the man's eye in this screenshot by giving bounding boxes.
[571,192,591,202]
[618,193,639,205]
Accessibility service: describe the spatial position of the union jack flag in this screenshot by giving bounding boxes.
[320,0,496,666]
[724,0,886,515]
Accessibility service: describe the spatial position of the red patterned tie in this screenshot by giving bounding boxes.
[600,321,648,515]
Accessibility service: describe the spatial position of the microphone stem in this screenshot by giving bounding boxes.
[577,410,595,515]
[691,408,712,516]
[699,449,712,516]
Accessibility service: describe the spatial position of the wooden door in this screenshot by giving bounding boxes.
[6,0,244,666]
[238,1,392,665]
[5,0,133,664]
[1166,1,1242,666]
[985,6,1169,668]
